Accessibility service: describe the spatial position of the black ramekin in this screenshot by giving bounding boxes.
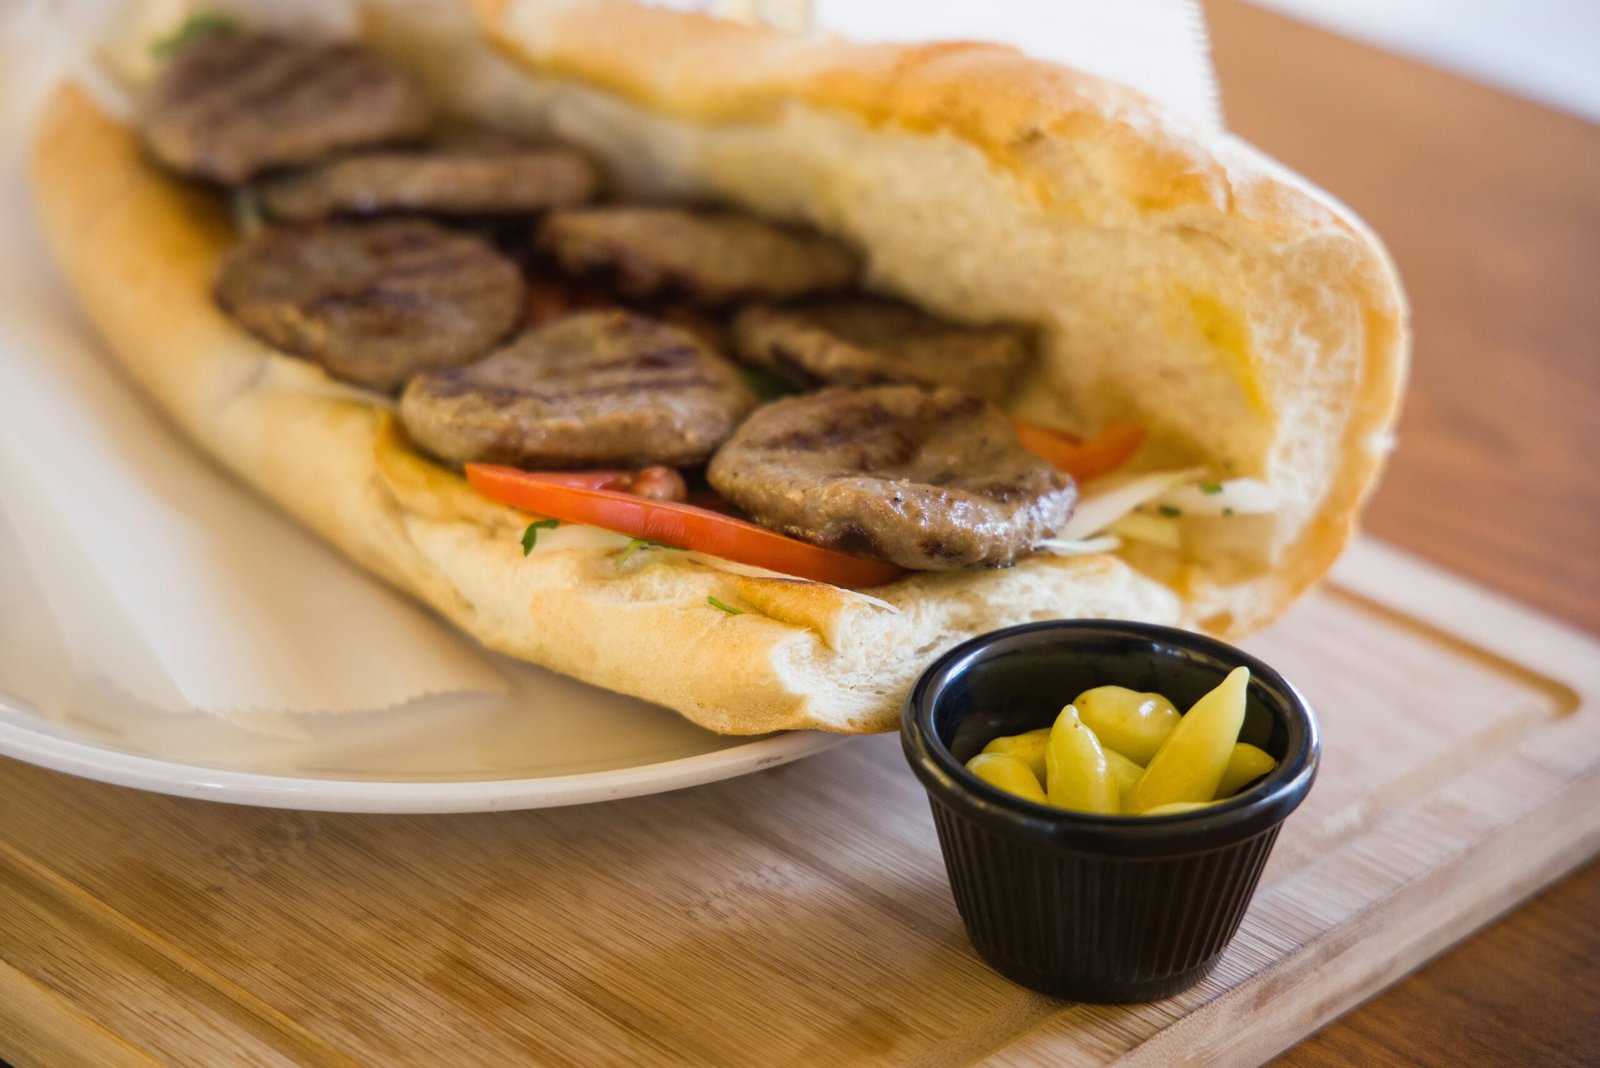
[902,620,1319,1003]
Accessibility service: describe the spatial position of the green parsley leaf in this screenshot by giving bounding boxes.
[151,13,241,59]
[1157,504,1182,518]
[521,519,559,556]
[1222,507,1235,517]
[1199,482,1224,494]
[616,537,672,568]
[707,595,743,616]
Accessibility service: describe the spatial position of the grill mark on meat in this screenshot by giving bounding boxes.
[214,219,523,392]
[258,143,599,221]
[219,47,328,118]
[762,424,922,470]
[302,284,430,318]
[363,250,499,282]
[141,35,433,182]
[422,373,724,405]
[539,207,860,306]
[707,385,1075,570]
[729,298,1033,401]
[167,35,282,120]
[822,525,883,558]
[584,345,702,373]
[398,310,757,469]
[917,537,967,562]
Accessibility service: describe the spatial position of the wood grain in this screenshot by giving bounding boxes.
[1,543,1597,1065]
[1204,2,1600,1064]
[1208,0,1600,634]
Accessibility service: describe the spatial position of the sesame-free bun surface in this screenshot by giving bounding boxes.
[30,2,1405,733]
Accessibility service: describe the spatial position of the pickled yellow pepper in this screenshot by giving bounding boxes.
[1217,742,1277,797]
[980,727,1050,783]
[1125,666,1250,813]
[1073,686,1180,764]
[1102,748,1146,798]
[1046,704,1120,814]
[966,752,1048,803]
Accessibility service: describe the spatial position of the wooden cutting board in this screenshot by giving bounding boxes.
[2,538,1597,1066]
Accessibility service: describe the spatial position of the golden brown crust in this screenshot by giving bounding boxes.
[473,0,1268,217]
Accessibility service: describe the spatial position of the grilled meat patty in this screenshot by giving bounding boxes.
[399,310,758,469]
[707,386,1074,569]
[215,219,524,392]
[538,207,860,305]
[258,143,599,221]
[141,33,434,183]
[729,297,1032,401]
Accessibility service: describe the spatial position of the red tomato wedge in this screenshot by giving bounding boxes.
[466,465,904,589]
[1014,420,1146,483]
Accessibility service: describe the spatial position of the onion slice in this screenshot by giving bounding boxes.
[1055,469,1201,542]
[1032,535,1122,557]
[1155,478,1279,517]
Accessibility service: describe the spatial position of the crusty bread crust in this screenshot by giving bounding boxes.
[29,4,1406,733]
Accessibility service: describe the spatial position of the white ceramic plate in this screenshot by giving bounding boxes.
[0,527,846,812]
[0,699,846,813]
[0,494,845,813]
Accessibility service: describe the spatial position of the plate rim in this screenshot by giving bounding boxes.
[0,703,850,813]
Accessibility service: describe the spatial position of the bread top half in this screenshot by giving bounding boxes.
[373,0,1410,635]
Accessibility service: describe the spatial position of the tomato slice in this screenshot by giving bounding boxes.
[466,465,904,589]
[525,467,687,501]
[1015,420,1146,483]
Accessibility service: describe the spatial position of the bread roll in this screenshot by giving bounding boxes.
[29,1,1407,733]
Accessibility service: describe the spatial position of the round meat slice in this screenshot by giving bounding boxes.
[258,143,599,221]
[141,33,433,183]
[730,297,1033,401]
[538,207,860,305]
[399,310,758,469]
[707,386,1075,570]
[215,219,525,392]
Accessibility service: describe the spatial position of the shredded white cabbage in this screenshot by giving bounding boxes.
[523,524,635,555]
[1055,469,1200,542]
[1054,468,1280,552]
[682,552,899,612]
[1032,535,1122,557]
[1155,477,1278,517]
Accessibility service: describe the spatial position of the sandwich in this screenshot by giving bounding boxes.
[29,0,1408,734]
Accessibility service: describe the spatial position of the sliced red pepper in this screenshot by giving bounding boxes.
[467,465,904,589]
[1015,420,1146,483]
